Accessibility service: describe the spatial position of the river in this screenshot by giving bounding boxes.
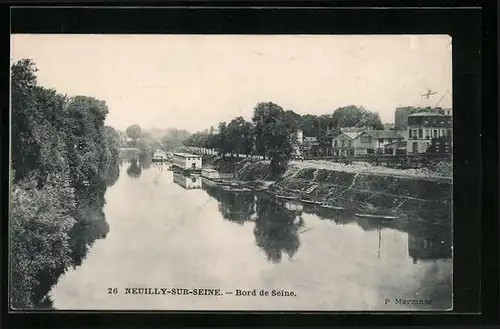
[45,159,453,311]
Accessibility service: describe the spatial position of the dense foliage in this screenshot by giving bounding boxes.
[183,102,383,175]
[10,59,121,309]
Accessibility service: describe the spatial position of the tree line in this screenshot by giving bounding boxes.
[10,59,121,308]
[119,124,191,157]
[184,102,384,173]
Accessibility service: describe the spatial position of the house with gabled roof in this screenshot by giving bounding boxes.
[331,131,363,156]
[353,130,405,156]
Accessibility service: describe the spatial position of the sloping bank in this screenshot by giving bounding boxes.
[198,154,451,215]
[235,159,451,217]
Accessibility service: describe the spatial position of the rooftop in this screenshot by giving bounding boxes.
[408,112,447,117]
[173,153,201,158]
[361,130,404,139]
[342,131,362,140]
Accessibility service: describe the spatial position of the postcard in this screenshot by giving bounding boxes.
[10,34,453,311]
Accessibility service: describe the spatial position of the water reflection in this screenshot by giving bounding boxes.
[173,172,202,189]
[208,186,452,266]
[34,166,117,309]
[46,164,453,310]
[126,158,142,178]
[253,196,302,263]
[216,190,256,225]
[139,154,152,170]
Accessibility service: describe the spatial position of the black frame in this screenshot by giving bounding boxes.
[2,2,497,328]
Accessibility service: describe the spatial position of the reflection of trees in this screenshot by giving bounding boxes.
[126,158,142,178]
[253,197,301,263]
[34,173,112,308]
[217,191,255,225]
[407,216,452,263]
[139,154,152,170]
[102,162,120,187]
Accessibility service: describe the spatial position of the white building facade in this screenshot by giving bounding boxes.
[172,153,202,171]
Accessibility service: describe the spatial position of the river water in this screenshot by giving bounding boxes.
[47,160,453,311]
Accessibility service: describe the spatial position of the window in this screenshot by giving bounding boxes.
[360,135,372,144]
[408,130,412,138]
[347,140,352,147]
[425,129,430,139]
[334,140,337,147]
[341,140,345,147]
[379,138,384,144]
[418,129,423,139]
[441,129,446,136]
[413,129,418,139]
[433,129,438,138]
[388,138,393,143]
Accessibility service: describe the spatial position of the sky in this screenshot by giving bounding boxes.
[11,34,452,133]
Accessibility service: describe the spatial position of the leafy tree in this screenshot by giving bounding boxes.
[125,124,142,145]
[331,105,383,130]
[10,59,120,308]
[227,117,254,157]
[161,128,191,150]
[252,102,295,174]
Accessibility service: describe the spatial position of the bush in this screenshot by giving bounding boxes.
[432,161,452,178]
[10,173,76,309]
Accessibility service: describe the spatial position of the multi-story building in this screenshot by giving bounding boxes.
[395,106,451,140]
[406,112,452,154]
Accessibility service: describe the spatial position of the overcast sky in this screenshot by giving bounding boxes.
[11,34,452,132]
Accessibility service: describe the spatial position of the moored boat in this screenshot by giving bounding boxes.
[301,199,322,205]
[321,204,345,210]
[277,195,296,200]
[355,213,398,220]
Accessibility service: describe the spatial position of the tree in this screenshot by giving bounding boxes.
[331,105,383,130]
[125,125,142,145]
[227,116,254,157]
[10,59,120,308]
[161,128,191,150]
[252,102,295,174]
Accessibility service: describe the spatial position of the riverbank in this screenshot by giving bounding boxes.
[200,155,452,217]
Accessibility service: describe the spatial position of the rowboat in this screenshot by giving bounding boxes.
[321,204,345,210]
[355,213,398,220]
[277,195,296,200]
[301,199,322,205]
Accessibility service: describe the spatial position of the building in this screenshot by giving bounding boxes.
[172,153,202,171]
[152,149,168,162]
[331,131,362,156]
[173,172,202,189]
[395,106,451,140]
[383,140,407,155]
[406,112,452,154]
[426,136,452,154]
[352,130,405,156]
[301,136,320,157]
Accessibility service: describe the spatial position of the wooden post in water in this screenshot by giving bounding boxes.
[378,227,381,259]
